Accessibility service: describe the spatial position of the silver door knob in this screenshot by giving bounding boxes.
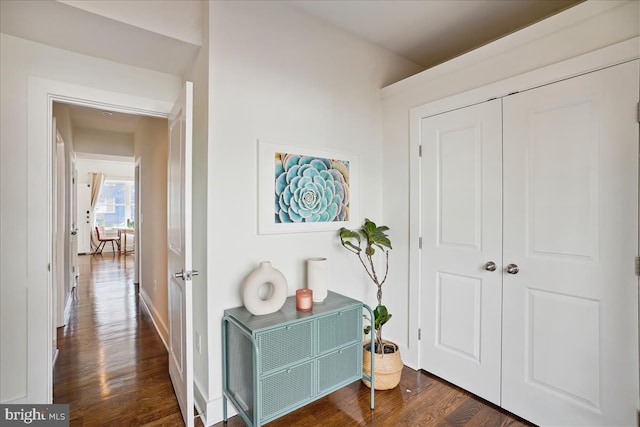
[484,261,497,271]
[506,264,519,274]
[175,270,199,280]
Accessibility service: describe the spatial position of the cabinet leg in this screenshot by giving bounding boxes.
[223,395,228,422]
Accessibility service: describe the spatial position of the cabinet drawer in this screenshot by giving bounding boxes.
[260,361,314,422]
[258,320,313,374]
[317,343,361,395]
[317,307,361,353]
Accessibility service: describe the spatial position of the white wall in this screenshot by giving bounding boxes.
[204,1,423,422]
[380,0,640,368]
[74,128,134,157]
[133,117,169,344]
[75,158,135,183]
[0,32,181,403]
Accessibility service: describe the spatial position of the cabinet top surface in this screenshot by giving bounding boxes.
[224,291,363,332]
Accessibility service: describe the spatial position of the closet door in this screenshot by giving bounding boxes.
[420,99,503,404]
[501,60,639,426]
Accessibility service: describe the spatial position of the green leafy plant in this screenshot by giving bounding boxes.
[339,218,392,354]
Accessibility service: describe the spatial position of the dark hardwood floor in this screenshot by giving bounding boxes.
[55,254,534,427]
[53,254,189,426]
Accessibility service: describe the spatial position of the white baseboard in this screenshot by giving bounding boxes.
[138,288,169,350]
[194,377,238,426]
[63,292,73,326]
[52,348,60,368]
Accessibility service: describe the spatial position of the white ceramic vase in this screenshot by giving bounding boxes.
[241,261,288,315]
[307,257,328,302]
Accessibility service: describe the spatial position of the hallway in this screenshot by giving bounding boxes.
[53,254,190,426]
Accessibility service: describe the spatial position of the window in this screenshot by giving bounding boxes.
[95,179,135,229]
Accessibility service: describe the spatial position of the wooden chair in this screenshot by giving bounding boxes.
[92,226,121,255]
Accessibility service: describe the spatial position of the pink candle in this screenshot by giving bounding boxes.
[296,289,313,312]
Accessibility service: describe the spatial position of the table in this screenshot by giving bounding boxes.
[222,291,375,427]
[117,228,134,254]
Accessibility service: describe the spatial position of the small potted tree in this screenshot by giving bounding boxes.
[339,218,402,390]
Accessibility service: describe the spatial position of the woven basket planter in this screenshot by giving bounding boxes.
[362,340,403,390]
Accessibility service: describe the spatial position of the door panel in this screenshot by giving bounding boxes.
[77,183,91,254]
[167,81,194,427]
[70,161,78,293]
[525,98,598,261]
[501,60,639,426]
[420,99,503,405]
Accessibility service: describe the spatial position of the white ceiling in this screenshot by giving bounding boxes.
[2,0,583,134]
[63,104,142,134]
[288,0,582,68]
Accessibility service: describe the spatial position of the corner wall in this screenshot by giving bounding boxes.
[134,117,169,344]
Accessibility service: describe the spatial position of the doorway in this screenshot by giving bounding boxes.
[51,101,172,417]
[26,74,176,402]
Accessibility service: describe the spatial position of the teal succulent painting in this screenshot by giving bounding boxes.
[274,152,350,223]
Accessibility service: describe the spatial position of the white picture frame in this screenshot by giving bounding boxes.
[258,140,358,234]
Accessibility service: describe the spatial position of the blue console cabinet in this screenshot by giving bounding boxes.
[222,291,374,426]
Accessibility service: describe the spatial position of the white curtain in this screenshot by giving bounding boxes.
[89,172,105,251]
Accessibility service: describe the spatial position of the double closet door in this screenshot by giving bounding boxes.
[419,60,639,426]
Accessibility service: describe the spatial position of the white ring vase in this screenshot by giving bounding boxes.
[241,261,288,315]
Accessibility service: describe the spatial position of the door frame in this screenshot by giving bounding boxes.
[408,37,640,368]
[27,76,175,402]
[134,159,142,285]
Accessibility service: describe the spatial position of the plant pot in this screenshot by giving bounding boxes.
[362,339,403,390]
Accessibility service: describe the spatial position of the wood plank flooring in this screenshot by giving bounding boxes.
[54,254,534,427]
[53,254,190,426]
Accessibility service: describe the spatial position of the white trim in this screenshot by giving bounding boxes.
[134,157,142,285]
[194,378,230,427]
[197,391,237,426]
[408,36,640,369]
[63,292,73,326]
[51,349,60,368]
[139,287,169,350]
[409,37,639,120]
[27,75,173,403]
[381,0,630,98]
[74,152,135,162]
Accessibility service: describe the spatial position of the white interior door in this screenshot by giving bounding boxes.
[55,134,65,329]
[51,117,60,359]
[167,81,195,427]
[501,60,639,426]
[69,159,78,292]
[420,99,503,404]
[77,182,91,254]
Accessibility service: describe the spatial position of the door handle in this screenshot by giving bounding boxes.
[71,230,78,236]
[483,261,497,271]
[506,263,519,274]
[174,270,199,280]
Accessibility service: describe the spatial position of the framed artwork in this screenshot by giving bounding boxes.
[258,140,358,234]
